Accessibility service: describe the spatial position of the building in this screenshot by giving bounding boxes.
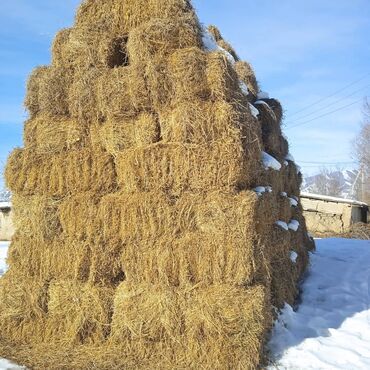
[301,192,369,235]
[0,202,14,241]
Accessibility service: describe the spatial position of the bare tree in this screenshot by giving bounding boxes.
[353,98,370,204]
[311,167,344,197]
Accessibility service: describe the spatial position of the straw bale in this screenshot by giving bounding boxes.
[98,192,175,242]
[37,67,71,117]
[127,15,201,64]
[121,232,267,287]
[12,194,62,242]
[166,47,249,106]
[46,281,114,344]
[97,65,150,121]
[5,148,117,196]
[217,39,239,61]
[267,227,297,307]
[75,0,195,33]
[235,60,259,98]
[24,114,87,154]
[207,25,223,42]
[256,102,288,161]
[58,193,100,241]
[0,271,48,344]
[206,51,242,102]
[52,28,73,68]
[111,282,183,342]
[68,68,103,123]
[116,142,260,195]
[158,99,258,145]
[119,190,276,286]
[167,47,209,102]
[185,284,271,369]
[24,66,48,117]
[261,98,284,124]
[99,113,160,155]
[7,232,124,286]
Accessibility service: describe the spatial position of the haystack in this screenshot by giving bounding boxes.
[0,1,314,369]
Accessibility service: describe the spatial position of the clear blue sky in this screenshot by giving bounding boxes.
[1,0,369,188]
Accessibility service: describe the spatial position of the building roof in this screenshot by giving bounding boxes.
[301,192,368,207]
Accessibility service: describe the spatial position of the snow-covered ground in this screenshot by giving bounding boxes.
[0,242,9,277]
[0,239,369,369]
[269,238,370,369]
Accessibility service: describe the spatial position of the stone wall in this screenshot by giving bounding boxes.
[301,197,366,234]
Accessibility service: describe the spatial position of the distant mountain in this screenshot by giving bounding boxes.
[302,169,360,200]
[0,189,11,203]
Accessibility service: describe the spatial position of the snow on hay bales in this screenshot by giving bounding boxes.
[0,0,314,368]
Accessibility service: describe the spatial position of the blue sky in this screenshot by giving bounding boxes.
[0,0,369,188]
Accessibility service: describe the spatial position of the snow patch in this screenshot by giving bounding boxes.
[239,81,249,96]
[262,152,282,171]
[249,103,259,118]
[268,238,370,370]
[281,192,288,197]
[290,251,298,263]
[201,28,235,64]
[254,100,270,108]
[288,220,300,231]
[266,186,273,193]
[276,221,288,231]
[289,197,298,207]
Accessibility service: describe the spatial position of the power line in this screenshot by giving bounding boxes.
[289,72,370,117]
[286,98,363,130]
[287,84,370,123]
[297,161,356,165]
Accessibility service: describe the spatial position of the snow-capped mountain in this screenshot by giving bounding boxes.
[302,169,359,199]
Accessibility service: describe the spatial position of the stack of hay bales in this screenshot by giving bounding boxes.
[0,0,315,368]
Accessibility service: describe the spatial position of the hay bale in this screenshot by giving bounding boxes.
[235,60,259,98]
[5,148,117,196]
[37,67,71,117]
[24,66,48,117]
[12,194,62,242]
[58,193,100,241]
[52,28,73,68]
[68,69,103,123]
[217,39,239,61]
[98,192,175,242]
[127,15,201,65]
[46,281,114,344]
[167,47,209,103]
[0,271,48,344]
[75,0,195,33]
[185,284,271,369]
[256,101,288,161]
[24,114,87,154]
[97,66,150,121]
[261,98,284,124]
[206,51,242,102]
[116,142,260,195]
[99,113,160,155]
[207,25,223,42]
[111,282,183,342]
[158,99,257,144]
